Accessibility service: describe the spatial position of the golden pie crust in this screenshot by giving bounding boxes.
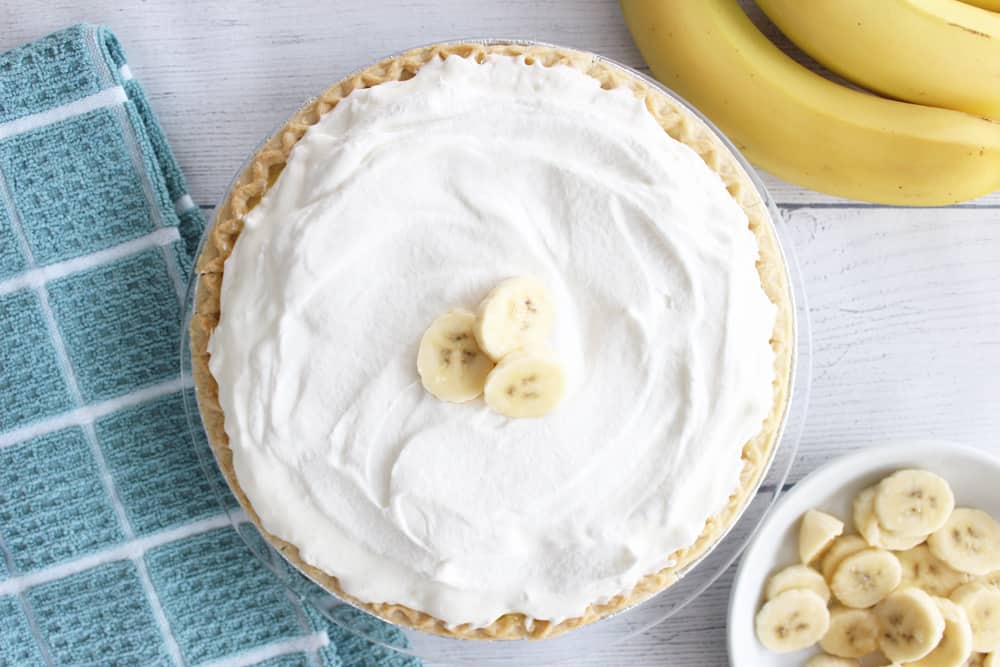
[189,42,794,640]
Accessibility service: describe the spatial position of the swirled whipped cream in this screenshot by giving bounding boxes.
[208,54,778,628]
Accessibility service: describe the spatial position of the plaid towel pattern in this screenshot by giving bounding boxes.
[0,25,418,667]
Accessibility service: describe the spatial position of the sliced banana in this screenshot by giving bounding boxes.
[951,582,1000,653]
[875,470,956,537]
[755,588,831,653]
[417,309,495,402]
[820,606,880,658]
[805,655,860,667]
[823,535,870,582]
[766,564,831,603]
[966,653,988,667]
[875,587,946,663]
[906,597,974,667]
[928,509,1000,576]
[874,657,903,667]
[474,276,555,361]
[855,486,928,551]
[802,509,846,565]
[831,547,903,608]
[482,348,565,418]
[897,545,974,598]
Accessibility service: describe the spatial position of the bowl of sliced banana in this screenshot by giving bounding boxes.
[728,441,1000,667]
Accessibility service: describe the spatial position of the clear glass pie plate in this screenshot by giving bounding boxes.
[179,40,813,665]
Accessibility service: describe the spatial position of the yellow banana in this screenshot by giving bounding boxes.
[962,0,1000,11]
[756,0,1000,118]
[620,0,1000,205]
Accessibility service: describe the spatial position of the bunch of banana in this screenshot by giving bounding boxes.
[620,0,1000,205]
[416,276,566,418]
[754,468,1000,666]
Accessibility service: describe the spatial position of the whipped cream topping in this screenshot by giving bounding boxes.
[208,54,778,628]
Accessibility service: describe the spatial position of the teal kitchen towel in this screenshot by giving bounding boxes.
[0,25,419,667]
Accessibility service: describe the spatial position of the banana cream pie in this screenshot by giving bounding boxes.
[190,43,794,639]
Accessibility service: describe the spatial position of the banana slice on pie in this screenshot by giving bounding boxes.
[417,309,495,402]
[483,348,566,418]
[474,276,555,361]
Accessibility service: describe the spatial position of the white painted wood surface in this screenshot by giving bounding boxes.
[2,2,998,665]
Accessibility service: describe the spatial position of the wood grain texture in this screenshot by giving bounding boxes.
[1,1,998,665]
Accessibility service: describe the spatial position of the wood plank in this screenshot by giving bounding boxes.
[785,206,1000,482]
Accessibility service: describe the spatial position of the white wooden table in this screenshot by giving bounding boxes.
[3,1,997,665]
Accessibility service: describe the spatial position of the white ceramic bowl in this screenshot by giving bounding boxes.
[728,440,1000,667]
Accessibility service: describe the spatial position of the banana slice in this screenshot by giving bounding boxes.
[875,470,955,537]
[766,564,831,603]
[805,655,860,667]
[755,588,831,653]
[983,572,1000,591]
[482,348,565,418]
[417,309,495,402]
[823,535,870,582]
[906,597,974,667]
[928,509,1000,576]
[951,582,1000,653]
[831,547,903,608]
[802,509,846,565]
[855,486,928,551]
[820,606,880,658]
[897,545,974,597]
[875,587,946,663]
[873,656,903,667]
[474,276,555,361]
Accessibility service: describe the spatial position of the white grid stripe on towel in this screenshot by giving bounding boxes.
[0,376,194,450]
[0,87,126,141]
[200,631,330,667]
[286,591,324,667]
[0,531,55,666]
[0,227,180,297]
[174,193,196,215]
[85,29,115,90]
[109,103,187,307]
[0,512,241,597]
